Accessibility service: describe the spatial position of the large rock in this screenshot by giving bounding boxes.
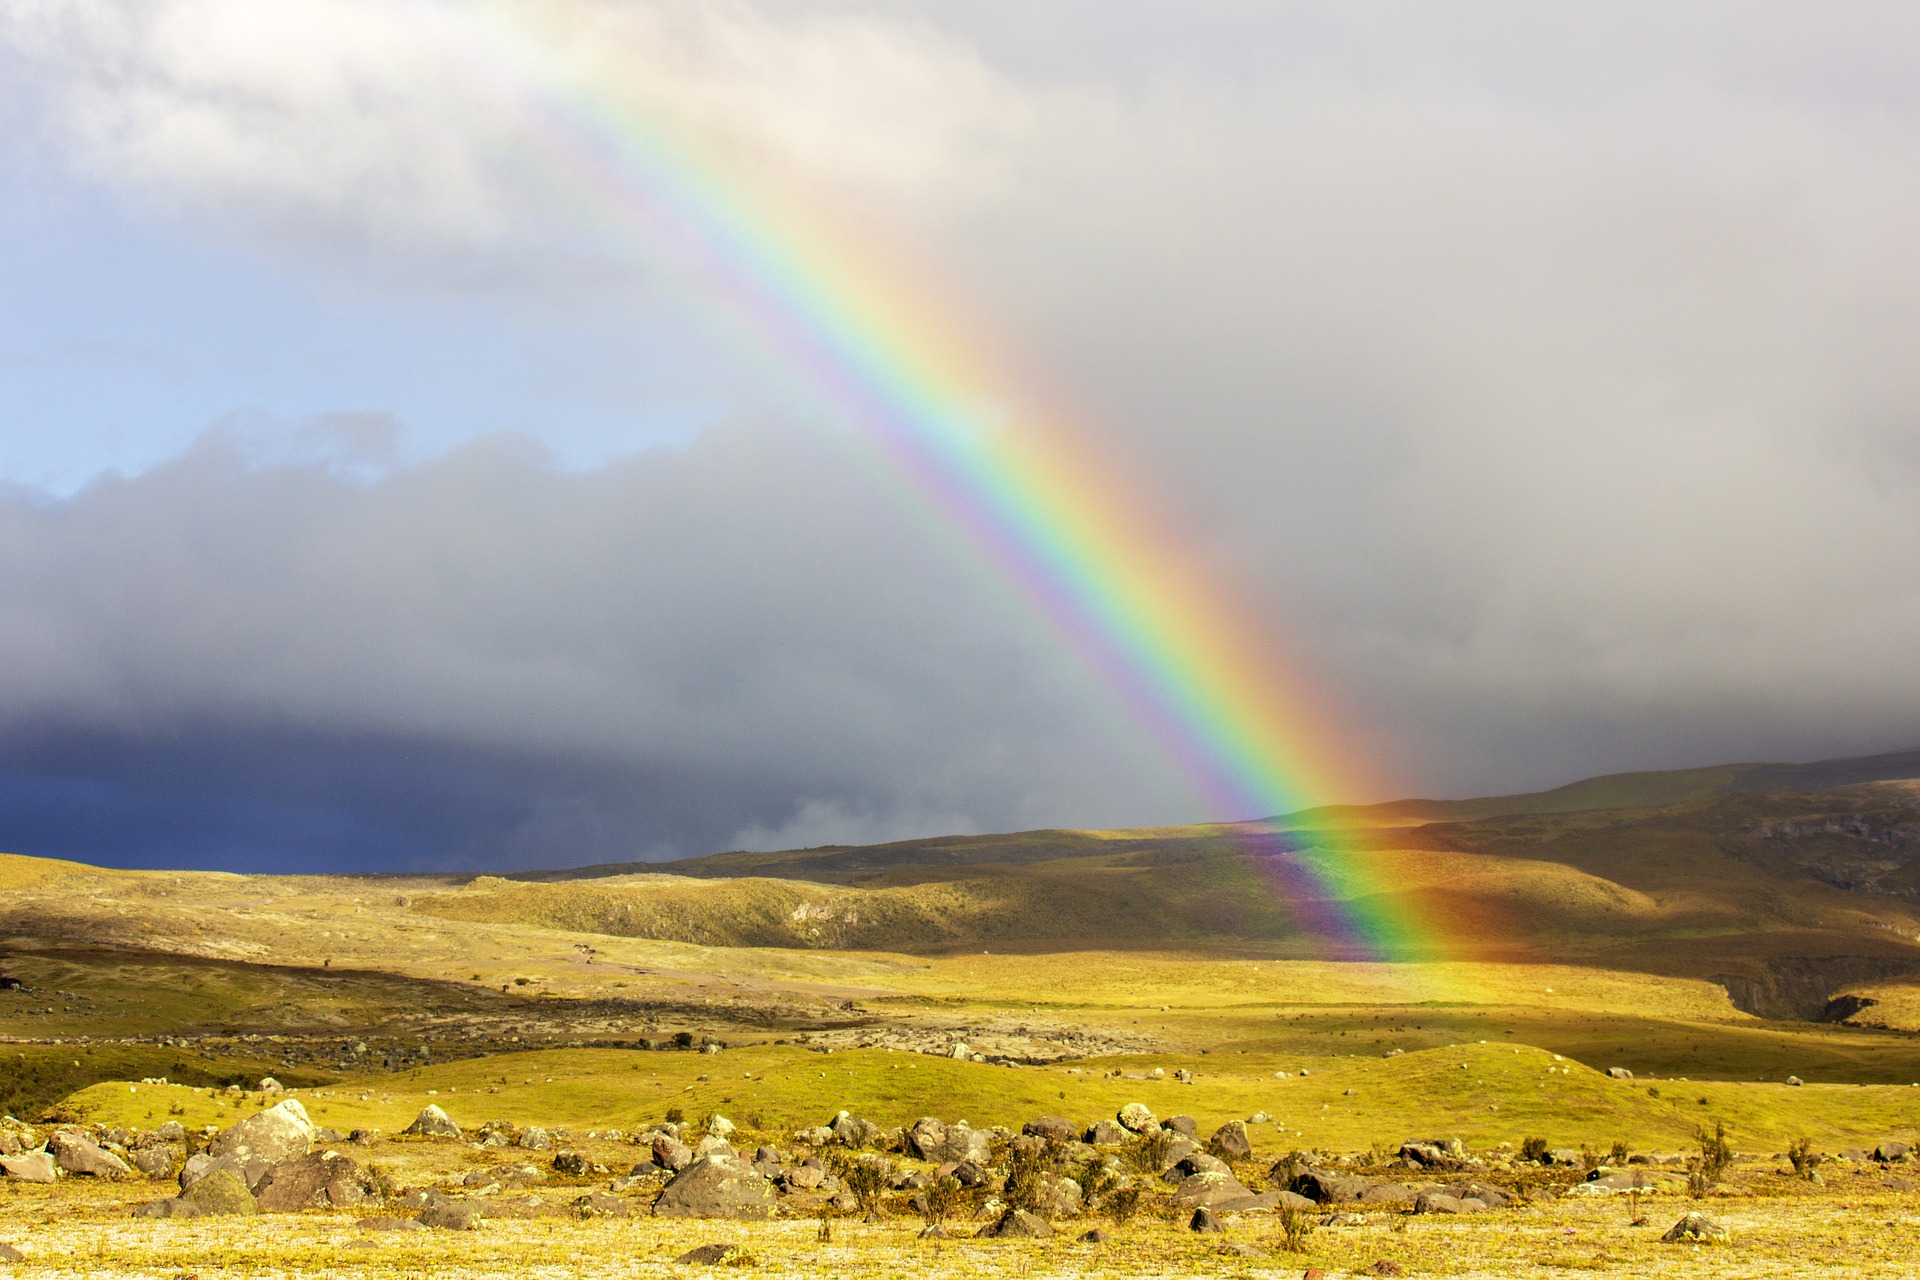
[1208,1121,1252,1161]
[254,1151,376,1212]
[1085,1121,1127,1146]
[48,1132,130,1178]
[830,1113,881,1148]
[1165,1153,1231,1182]
[652,1156,778,1219]
[1116,1104,1157,1134]
[1022,1116,1078,1143]
[130,1197,203,1219]
[209,1100,315,1165]
[1290,1169,1372,1203]
[181,1168,259,1216]
[403,1105,462,1139]
[181,1152,272,1193]
[1359,1183,1415,1205]
[978,1209,1055,1238]
[1161,1115,1198,1139]
[651,1136,694,1172]
[1029,1172,1084,1217]
[130,1146,174,1179]
[418,1199,481,1230]
[1171,1170,1266,1209]
[1662,1212,1729,1243]
[0,1152,57,1184]
[1876,1142,1911,1163]
[905,1118,990,1164]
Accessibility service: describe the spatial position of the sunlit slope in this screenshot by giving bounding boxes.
[60,1041,1920,1152]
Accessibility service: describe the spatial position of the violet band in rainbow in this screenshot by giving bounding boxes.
[432,2,1431,961]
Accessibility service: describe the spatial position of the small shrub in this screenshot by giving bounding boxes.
[1279,1202,1317,1253]
[1787,1137,1824,1181]
[1609,1140,1630,1164]
[841,1156,888,1218]
[664,1107,684,1126]
[1519,1136,1551,1164]
[1579,1147,1603,1173]
[1689,1119,1733,1196]
[1106,1186,1142,1225]
[921,1174,962,1226]
[1646,1086,1661,1099]
[1120,1129,1174,1176]
[1075,1157,1122,1210]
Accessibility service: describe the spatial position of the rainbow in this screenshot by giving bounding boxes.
[431,2,1439,961]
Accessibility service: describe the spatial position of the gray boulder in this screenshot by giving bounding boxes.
[652,1136,694,1172]
[978,1209,1054,1238]
[517,1126,553,1151]
[1085,1120,1127,1145]
[652,1156,778,1219]
[1,1152,57,1183]
[1022,1115,1077,1143]
[48,1132,130,1179]
[1290,1169,1372,1203]
[209,1101,315,1165]
[130,1146,174,1179]
[402,1105,462,1139]
[1116,1104,1157,1134]
[1162,1115,1198,1139]
[417,1199,481,1230]
[181,1152,271,1194]
[1661,1212,1729,1242]
[1876,1142,1911,1163]
[905,1118,990,1164]
[1189,1207,1225,1232]
[181,1168,258,1216]
[1208,1120,1252,1161]
[254,1151,375,1212]
[1171,1170,1254,1208]
[130,1197,203,1219]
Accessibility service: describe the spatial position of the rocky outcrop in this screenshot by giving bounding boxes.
[209,1101,315,1165]
[652,1156,778,1219]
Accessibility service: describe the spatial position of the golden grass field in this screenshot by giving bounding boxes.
[7,761,1920,1275]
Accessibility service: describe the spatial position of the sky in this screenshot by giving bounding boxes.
[1,1,1918,872]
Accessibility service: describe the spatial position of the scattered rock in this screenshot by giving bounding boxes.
[1077,1228,1110,1243]
[1876,1142,1911,1163]
[0,1153,57,1184]
[916,1224,950,1240]
[1290,1169,1372,1204]
[1413,1192,1467,1214]
[1085,1120,1127,1145]
[904,1118,990,1164]
[674,1243,738,1264]
[653,1156,778,1219]
[180,1168,259,1216]
[130,1146,173,1179]
[1607,1067,1634,1080]
[1786,1076,1804,1087]
[253,1150,375,1212]
[1189,1207,1225,1233]
[517,1127,553,1151]
[180,1151,271,1194]
[48,1132,130,1178]
[1662,1212,1729,1242]
[1358,1183,1414,1205]
[1364,1261,1406,1277]
[977,1209,1055,1238]
[572,1190,636,1218]
[830,1113,881,1148]
[356,1217,424,1232]
[257,1077,283,1092]
[417,1200,481,1230]
[209,1100,315,1165]
[0,1243,23,1262]
[1117,1103,1157,1134]
[130,1198,202,1219]
[1162,1114,1198,1138]
[403,1105,462,1139]
[1022,1115,1077,1142]
[1325,1212,1370,1227]
[1208,1120,1252,1161]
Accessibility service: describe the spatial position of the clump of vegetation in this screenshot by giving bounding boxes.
[841,1156,889,1218]
[919,1174,962,1228]
[1120,1128,1174,1176]
[1278,1201,1317,1252]
[1609,1139,1630,1163]
[1690,1120,1734,1196]
[1520,1136,1551,1164]
[1075,1155,1123,1210]
[1787,1137,1825,1181]
[1105,1185,1143,1225]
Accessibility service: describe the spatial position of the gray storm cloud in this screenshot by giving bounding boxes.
[1,2,1918,868]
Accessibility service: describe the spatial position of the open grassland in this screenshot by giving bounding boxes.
[4,1183,1920,1279]
[59,1042,1920,1152]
